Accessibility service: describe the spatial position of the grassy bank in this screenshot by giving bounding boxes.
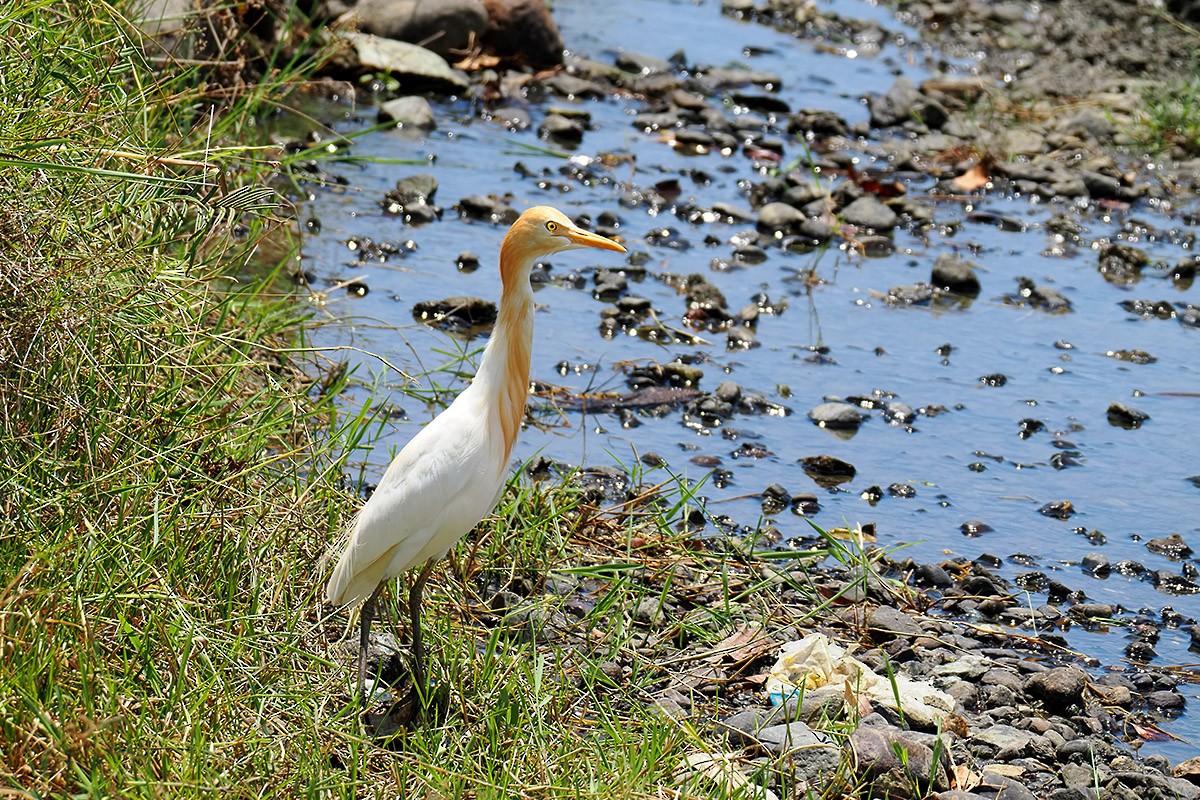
[0,2,371,794]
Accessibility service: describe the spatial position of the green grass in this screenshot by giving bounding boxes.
[1133,72,1200,157]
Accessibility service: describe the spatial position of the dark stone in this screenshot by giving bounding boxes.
[412,296,497,328]
[481,0,563,69]
[800,455,856,487]
[1107,402,1150,429]
[1025,667,1087,713]
[1146,532,1193,559]
[931,253,982,295]
[915,563,953,587]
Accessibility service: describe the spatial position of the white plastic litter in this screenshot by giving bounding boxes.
[766,633,955,729]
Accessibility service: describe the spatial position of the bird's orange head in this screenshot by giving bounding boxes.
[500,206,626,289]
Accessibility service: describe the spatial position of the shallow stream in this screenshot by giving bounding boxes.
[292,0,1198,759]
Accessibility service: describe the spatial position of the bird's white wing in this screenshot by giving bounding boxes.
[325,397,501,607]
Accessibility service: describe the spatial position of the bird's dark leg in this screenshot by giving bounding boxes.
[408,559,438,702]
[357,583,386,711]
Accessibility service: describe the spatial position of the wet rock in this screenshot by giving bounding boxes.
[1081,552,1110,576]
[883,401,915,425]
[761,483,791,515]
[1105,349,1156,364]
[800,455,856,487]
[615,51,671,75]
[1107,402,1149,429]
[840,195,898,230]
[339,0,487,58]
[1120,299,1176,320]
[683,274,727,310]
[631,111,680,132]
[1025,666,1087,713]
[538,113,585,142]
[456,251,480,272]
[787,108,848,137]
[1146,532,1193,559]
[960,520,993,537]
[456,194,517,224]
[756,201,807,236]
[850,725,950,798]
[378,96,436,132]
[381,173,439,220]
[334,32,469,92]
[931,253,982,295]
[412,296,497,329]
[1069,602,1115,619]
[915,563,953,587]
[1098,243,1150,285]
[1002,276,1072,313]
[791,492,820,515]
[869,76,919,127]
[808,402,865,430]
[543,73,606,99]
[1038,500,1075,520]
[885,283,936,306]
[480,0,564,69]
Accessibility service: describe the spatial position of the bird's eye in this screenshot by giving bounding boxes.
[545,221,558,233]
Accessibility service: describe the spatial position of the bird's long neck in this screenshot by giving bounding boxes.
[473,233,536,462]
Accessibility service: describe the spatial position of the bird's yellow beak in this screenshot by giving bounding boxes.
[564,225,626,253]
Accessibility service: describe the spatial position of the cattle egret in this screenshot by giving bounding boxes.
[326,206,626,707]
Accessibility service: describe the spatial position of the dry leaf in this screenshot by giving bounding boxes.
[953,765,983,790]
[951,163,990,192]
[707,623,776,666]
[452,53,501,70]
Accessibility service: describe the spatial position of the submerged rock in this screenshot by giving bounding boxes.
[1107,402,1150,429]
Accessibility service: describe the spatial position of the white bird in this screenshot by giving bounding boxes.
[326,206,626,706]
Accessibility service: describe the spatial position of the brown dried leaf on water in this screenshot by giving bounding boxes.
[706,623,777,666]
[952,163,991,192]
